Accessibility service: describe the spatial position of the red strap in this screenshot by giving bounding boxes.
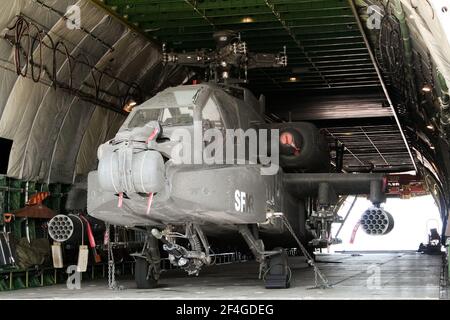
[145,126,159,215]
[27,192,51,205]
[146,127,159,144]
[146,193,154,215]
[382,176,388,191]
[103,228,110,246]
[80,216,96,249]
[350,220,361,244]
[118,192,123,208]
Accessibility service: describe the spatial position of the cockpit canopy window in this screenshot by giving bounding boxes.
[202,97,223,129]
[161,107,194,126]
[127,109,160,128]
[173,89,200,105]
[127,107,194,128]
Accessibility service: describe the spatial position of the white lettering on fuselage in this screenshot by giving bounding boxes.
[235,190,246,212]
[234,190,254,213]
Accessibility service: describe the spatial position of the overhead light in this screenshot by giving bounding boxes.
[289,76,298,82]
[123,100,137,113]
[422,85,432,92]
[427,124,434,130]
[241,17,254,23]
[430,145,435,150]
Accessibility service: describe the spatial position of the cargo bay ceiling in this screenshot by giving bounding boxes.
[99,0,420,173]
[94,0,450,197]
[0,0,449,195]
[106,0,382,91]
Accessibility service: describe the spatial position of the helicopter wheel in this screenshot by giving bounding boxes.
[135,258,158,289]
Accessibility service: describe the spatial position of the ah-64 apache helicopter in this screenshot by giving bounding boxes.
[83,30,391,289]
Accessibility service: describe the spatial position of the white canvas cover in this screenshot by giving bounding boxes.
[0,0,185,184]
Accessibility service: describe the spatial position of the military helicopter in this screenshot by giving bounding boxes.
[86,31,391,289]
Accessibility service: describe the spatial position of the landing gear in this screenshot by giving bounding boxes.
[239,214,331,289]
[133,230,161,289]
[237,225,289,289]
[264,248,291,289]
[135,258,158,289]
[151,223,212,276]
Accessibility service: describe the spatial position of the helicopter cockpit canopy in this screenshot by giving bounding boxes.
[127,107,195,129]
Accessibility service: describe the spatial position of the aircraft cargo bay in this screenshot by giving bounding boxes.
[0,0,449,302]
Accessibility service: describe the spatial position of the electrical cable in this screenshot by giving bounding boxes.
[69,214,84,246]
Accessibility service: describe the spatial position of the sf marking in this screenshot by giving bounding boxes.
[234,190,254,213]
[176,304,274,317]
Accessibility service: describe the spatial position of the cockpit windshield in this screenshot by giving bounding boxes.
[127,107,194,128]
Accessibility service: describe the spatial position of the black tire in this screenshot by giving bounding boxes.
[135,258,158,289]
[264,248,290,289]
